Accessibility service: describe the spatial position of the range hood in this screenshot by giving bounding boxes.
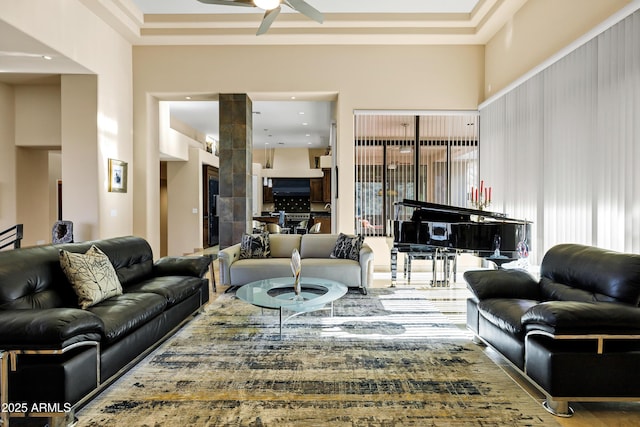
[272,178,310,196]
[262,148,324,178]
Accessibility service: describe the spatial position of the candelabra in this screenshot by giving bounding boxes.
[471,197,491,211]
[469,181,492,211]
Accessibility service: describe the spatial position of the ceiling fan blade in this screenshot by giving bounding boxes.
[197,0,254,7]
[284,0,323,23]
[256,6,281,35]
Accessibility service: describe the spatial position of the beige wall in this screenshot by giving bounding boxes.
[9,85,61,244]
[2,0,133,243]
[16,148,49,245]
[61,75,100,241]
[166,146,218,256]
[133,44,485,255]
[3,0,634,263]
[0,83,16,230]
[484,0,631,99]
[48,152,62,228]
[14,85,61,147]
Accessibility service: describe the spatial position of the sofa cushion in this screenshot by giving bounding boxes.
[153,256,211,278]
[465,269,541,300]
[300,234,339,258]
[301,258,360,287]
[86,293,166,343]
[330,233,363,261]
[0,245,74,310]
[522,300,640,335]
[60,237,155,287]
[0,308,104,349]
[269,234,302,258]
[59,245,123,309]
[540,243,640,305]
[126,276,204,306]
[230,258,293,284]
[240,232,271,259]
[478,298,539,337]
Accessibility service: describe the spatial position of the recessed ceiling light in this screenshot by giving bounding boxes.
[290,96,296,100]
[42,55,52,60]
[306,134,311,137]
[302,122,308,126]
[185,96,191,100]
[308,142,312,145]
[299,111,305,115]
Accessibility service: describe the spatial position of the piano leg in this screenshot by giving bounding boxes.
[432,249,453,287]
[390,248,398,287]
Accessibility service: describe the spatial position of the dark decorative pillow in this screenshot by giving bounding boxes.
[330,233,364,261]
[239,232,271,259]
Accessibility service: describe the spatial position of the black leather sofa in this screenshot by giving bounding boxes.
[465,243,640,417]
[0,236,211,425]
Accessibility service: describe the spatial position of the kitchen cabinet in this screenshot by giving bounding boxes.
[310,178,323,202]
[310,215,331,234]
[322,168,331,203]
[263,185,273,203]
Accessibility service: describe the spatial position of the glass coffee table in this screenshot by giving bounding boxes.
[235,277,348,338]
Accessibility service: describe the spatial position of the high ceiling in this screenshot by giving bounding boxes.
[122,0,525,45]
[0,0,527,148]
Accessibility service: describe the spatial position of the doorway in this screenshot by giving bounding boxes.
[203,165,219,248]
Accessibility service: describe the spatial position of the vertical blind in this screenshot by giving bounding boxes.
[480,9,640,261]
[354,113,479,236]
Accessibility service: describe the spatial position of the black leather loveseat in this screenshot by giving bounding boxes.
[0,236,211,425]
[465,243,640,417]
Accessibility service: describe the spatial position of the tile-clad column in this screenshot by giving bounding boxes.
[218,94,252,248]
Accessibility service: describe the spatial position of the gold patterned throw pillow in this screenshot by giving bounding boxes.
[59,245,123,309]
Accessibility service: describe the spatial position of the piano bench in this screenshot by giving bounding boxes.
[404,251,457,286]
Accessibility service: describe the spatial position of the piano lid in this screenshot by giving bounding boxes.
[395,199,531,223]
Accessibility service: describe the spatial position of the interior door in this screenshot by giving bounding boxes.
[203,165,219,248]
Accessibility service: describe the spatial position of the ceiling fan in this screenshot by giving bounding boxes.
[197,0,323,35]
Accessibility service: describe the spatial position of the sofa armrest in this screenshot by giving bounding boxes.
[523,301,640,335]
[0,309,104,349]
[153,255,211,278]
[359,243,374,289]
[218,243,241,286]
[464,269,540,301]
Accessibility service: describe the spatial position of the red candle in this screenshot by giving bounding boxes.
[475,188,478,202]
[480,180,484,195]
[488,187,492,202]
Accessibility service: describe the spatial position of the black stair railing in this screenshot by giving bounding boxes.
[0,224,23,250]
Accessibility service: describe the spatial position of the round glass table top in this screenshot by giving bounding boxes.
[236,276,348,313]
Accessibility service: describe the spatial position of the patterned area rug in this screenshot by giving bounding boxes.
[77,288,560,426]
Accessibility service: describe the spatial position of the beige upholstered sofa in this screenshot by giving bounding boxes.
[218,233,374,294]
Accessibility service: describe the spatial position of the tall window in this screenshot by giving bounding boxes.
[354,112,479,236]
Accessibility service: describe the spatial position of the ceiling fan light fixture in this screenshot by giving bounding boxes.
[254,0,279,10]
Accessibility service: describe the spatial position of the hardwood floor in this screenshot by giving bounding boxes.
[370,268,640,427]
[207,259,640,425]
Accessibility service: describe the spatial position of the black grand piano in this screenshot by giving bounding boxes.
[391,199,531,286]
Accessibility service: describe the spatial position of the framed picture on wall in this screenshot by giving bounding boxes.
[108,158,128,193]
